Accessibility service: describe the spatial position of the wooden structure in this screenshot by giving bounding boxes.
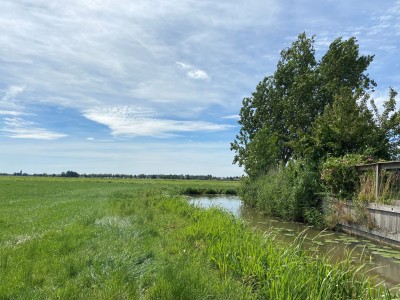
[355,161,400,199]
[333,200,400,249]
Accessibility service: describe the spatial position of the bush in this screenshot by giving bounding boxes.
[320,154,370,200]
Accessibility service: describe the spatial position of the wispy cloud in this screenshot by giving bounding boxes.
[1,117,67,140]
[0,110,28,116]
[0,85,26,110]
[0,85,31,117]
[1,85,26,102]
[176,62,210,80]
[187,69,210,80]
[222,114,240,120]
[83,106,232,137]
[370,1,400,35]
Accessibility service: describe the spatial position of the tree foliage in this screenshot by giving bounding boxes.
[61,170,80,178]
[294,88,389,162]
[231,33,399,178]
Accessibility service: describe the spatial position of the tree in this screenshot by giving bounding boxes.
[294,88,388,161]
[61,171,80,177]
[231,77,277,168]
[371,88,400,159]
[274,33,318,138]
[232,33,391,178]
[317,37,376,104]
[244,126,279,178]
[231,33,319,171]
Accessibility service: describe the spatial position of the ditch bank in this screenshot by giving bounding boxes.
[191,195,400,288]
[325,199,400,249]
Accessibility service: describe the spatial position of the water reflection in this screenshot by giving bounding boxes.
[190,195,242,216]
[190,195,400,289]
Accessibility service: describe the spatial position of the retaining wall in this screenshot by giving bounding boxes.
[325,200,400,249]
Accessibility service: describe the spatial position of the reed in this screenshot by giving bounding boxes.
[241,162,324,228]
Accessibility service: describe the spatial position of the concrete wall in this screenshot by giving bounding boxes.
[326,200,400,249]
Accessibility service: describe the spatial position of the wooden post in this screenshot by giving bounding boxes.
[375,163,380,200]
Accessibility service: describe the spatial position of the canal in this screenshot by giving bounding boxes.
[190,195,400,289]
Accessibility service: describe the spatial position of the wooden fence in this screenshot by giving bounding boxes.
[355,161,400,199]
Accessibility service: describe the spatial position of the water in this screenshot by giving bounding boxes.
[190,195,400,289]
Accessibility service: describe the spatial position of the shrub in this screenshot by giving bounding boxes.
[320,154,370,200]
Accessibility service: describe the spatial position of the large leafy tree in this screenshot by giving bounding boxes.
[231,33,319,170]
[231,33,397,178]
[317,37,376,104]
[294,88,388,161]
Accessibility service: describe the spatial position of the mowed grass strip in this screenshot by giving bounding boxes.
[0,177,395,299]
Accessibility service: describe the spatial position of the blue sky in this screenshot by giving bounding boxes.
[1,0,399,176]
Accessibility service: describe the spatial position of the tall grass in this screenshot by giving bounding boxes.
[0,176,395,299]
[358,170,400,204]
[241,162,325,227]
[179,206,394,299]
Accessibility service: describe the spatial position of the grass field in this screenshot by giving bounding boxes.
[0,176,395,299]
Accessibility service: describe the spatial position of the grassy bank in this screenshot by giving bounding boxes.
[0,176,395,299]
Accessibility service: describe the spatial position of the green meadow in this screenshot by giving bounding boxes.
[0,176,395,299]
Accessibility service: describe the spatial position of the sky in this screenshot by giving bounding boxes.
[1,0,400,176]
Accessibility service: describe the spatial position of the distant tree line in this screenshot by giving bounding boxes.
[1,171,239,181]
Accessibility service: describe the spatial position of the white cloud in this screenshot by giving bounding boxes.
[0,110,28,116]
[1,117,67,140]
[222,114,240,120]
[176,62,192,70]
[1,85,26,102]
[0,85,26,111]
[350,2,400,44]
[0,85,31,118]
[83,105,232,137]
[176,61,210,80]
[187,69,210,80]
